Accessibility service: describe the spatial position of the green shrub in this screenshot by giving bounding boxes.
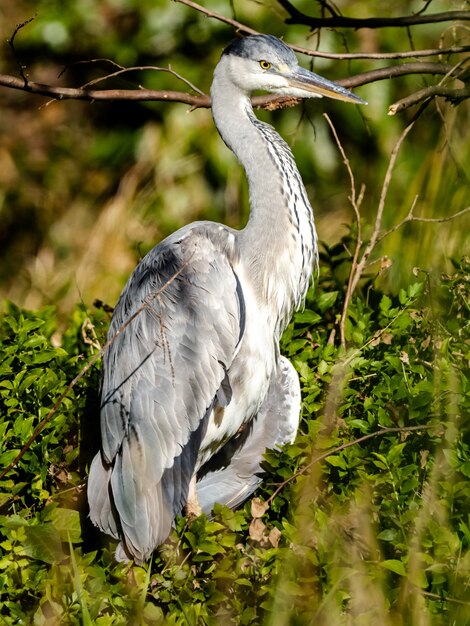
[0,256,468,624]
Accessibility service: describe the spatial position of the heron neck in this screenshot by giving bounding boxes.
[211,83,289,235]
[211,75,317,327]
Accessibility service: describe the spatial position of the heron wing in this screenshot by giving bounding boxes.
[88,223,244,562]
[196,356,301,514]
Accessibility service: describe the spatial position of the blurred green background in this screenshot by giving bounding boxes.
[0,0,468,315]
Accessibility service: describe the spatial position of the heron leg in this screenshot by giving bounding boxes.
[184,474,203,519]
[196,355,301,514]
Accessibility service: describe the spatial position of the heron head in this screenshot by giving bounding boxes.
[220,34,366,105]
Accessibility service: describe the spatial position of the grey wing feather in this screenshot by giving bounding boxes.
[87,453,119,539]
[196,356,301,514]
[88,223,243,562]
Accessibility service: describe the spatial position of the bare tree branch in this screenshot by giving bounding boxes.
[2,3,468,113]
[1,60,466,110]
[278,1,470,30]
[389,85,470,114]
[341,62,467,88]
[174,0,470,60]
[0,73,308,111]
[0,73,210,106]
[389,57,470,113]
[329,117,421,335]
[299,45,470,62]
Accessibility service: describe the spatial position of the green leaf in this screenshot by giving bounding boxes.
[23,524,64,564]
[348,419,370,432]
[325,455,347,469]
[380,559,406,576]
[316,291,338,313]
[379,294,392,313]
[294,360,310,381]
[0,514,29,529]
[377,529,397,542]
[387,442,407,465]
[197,540,224,555]
[44,507,83,543]
[18,319,45,334]
[294,310,321,325]
[408,282,424,299]
[22,350,58,365]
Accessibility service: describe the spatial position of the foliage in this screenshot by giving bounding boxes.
[0,0,469,312]
[0,254,469,624]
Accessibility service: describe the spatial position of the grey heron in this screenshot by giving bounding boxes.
[88,34,365,564]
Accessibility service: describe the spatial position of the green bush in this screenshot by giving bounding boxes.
[0,253,468,624]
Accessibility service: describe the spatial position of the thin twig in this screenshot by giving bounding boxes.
[415,0,434,17]
[8,16,36,86]
[266,424,437,505]
[377,205,470,243]
[0,259,192,481]
[323,114,364,350]
[79,63,205,95]
[346,117,418,306]
[58,57,124,80]
[173,0,257,36]
[301,45,470,62]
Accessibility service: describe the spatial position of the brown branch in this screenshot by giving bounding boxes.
[0,72,210,106]
[389,85,470,114]
[340,62,467,88]
[278,2,470,30]
[390,57,470,112]
[1,60,465,110]
[2,4,468,110]
[57,57,122,80]
[0,73,321,111]
[389,57,470,113]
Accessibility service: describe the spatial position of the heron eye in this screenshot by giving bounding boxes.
[259,60,271,70]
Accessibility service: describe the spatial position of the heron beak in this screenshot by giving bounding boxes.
[284,65,367,105]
